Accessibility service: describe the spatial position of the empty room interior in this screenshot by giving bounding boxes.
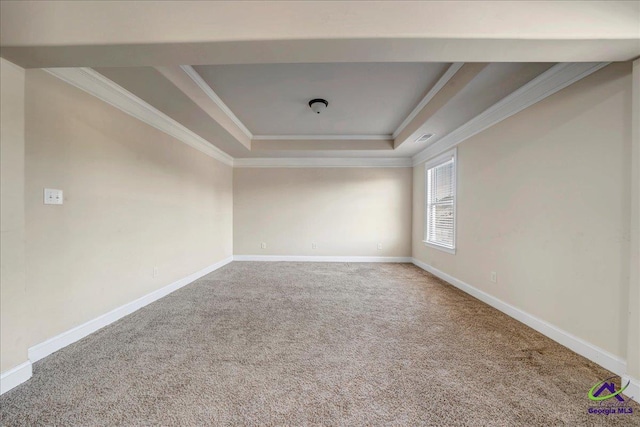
[1,1,640,425]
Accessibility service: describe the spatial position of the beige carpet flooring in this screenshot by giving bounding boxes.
[1,262,638,426]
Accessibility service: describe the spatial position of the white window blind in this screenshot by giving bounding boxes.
[425,153,456,251]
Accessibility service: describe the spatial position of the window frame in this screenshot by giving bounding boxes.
[423,148,457,254]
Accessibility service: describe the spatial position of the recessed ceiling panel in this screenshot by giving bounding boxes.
[193,62,450,136]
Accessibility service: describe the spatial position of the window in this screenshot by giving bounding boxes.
[424,149,456,253]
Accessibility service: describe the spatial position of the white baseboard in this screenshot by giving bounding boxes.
[0,361,32,395]
[234,255,412,263]
[28,256,233,364]
[411,258,628,377]
[622,375,640,404]
[7,256,635,404]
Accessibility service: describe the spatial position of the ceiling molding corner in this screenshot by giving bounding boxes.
[392,62,464,139]
[179,65,253,139]
[411,62,610,166]
[44,67,234,166]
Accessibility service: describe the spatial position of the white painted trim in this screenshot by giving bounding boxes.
[234,255,412,263]
[233,157,412,168]
[180,65,253,139]
[44,68,234,166]
[422,148,456,171]
[393,62,464,139]
[252,134,392,141]
[0,361,32,395]
[621,375,640,404]
[422,241,456,255]
[412,62,610,166]
[28,257,233,363]
[411,258,628,376]
[423,148,457,254]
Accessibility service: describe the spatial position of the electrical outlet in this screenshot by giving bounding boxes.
[44,188,63,205]
[377,243,382,250]
[312,243,317,249]
[153,266,158,278]
[261,242,267,249]
[490,271,497,283]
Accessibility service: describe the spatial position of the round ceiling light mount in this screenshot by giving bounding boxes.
[308,98,328,114]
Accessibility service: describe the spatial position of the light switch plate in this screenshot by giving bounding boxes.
[44,188,63,205]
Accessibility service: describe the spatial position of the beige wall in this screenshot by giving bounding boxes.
[234,168,412,257]
[0,69,233,373]
[1,58,29,372]
[1,56,634,386]
[413,63,632,359]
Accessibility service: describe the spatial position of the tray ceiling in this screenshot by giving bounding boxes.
[193,63,450,136]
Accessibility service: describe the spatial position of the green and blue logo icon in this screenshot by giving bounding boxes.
[588,376,629,402]
[587,376,634,416]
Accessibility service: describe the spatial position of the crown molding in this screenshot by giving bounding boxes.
[412,62,610,166]
[41,68,407,168]
[44,67,234,166]
[392,62,464,139]
[233,157,412,168]
[252,134,392,141]
[179,65,253,139]
[45,62,609,170]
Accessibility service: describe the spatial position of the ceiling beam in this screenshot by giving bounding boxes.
[1,1,638,67]
[4,39,638,69]
[393,63,489,149]
[6,1,637,47]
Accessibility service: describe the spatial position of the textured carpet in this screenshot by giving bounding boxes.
[1,262,638,426]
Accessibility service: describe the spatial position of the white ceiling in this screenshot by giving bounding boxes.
[193,63,450,136]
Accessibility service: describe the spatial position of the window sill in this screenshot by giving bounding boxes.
[422,241,456,255]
